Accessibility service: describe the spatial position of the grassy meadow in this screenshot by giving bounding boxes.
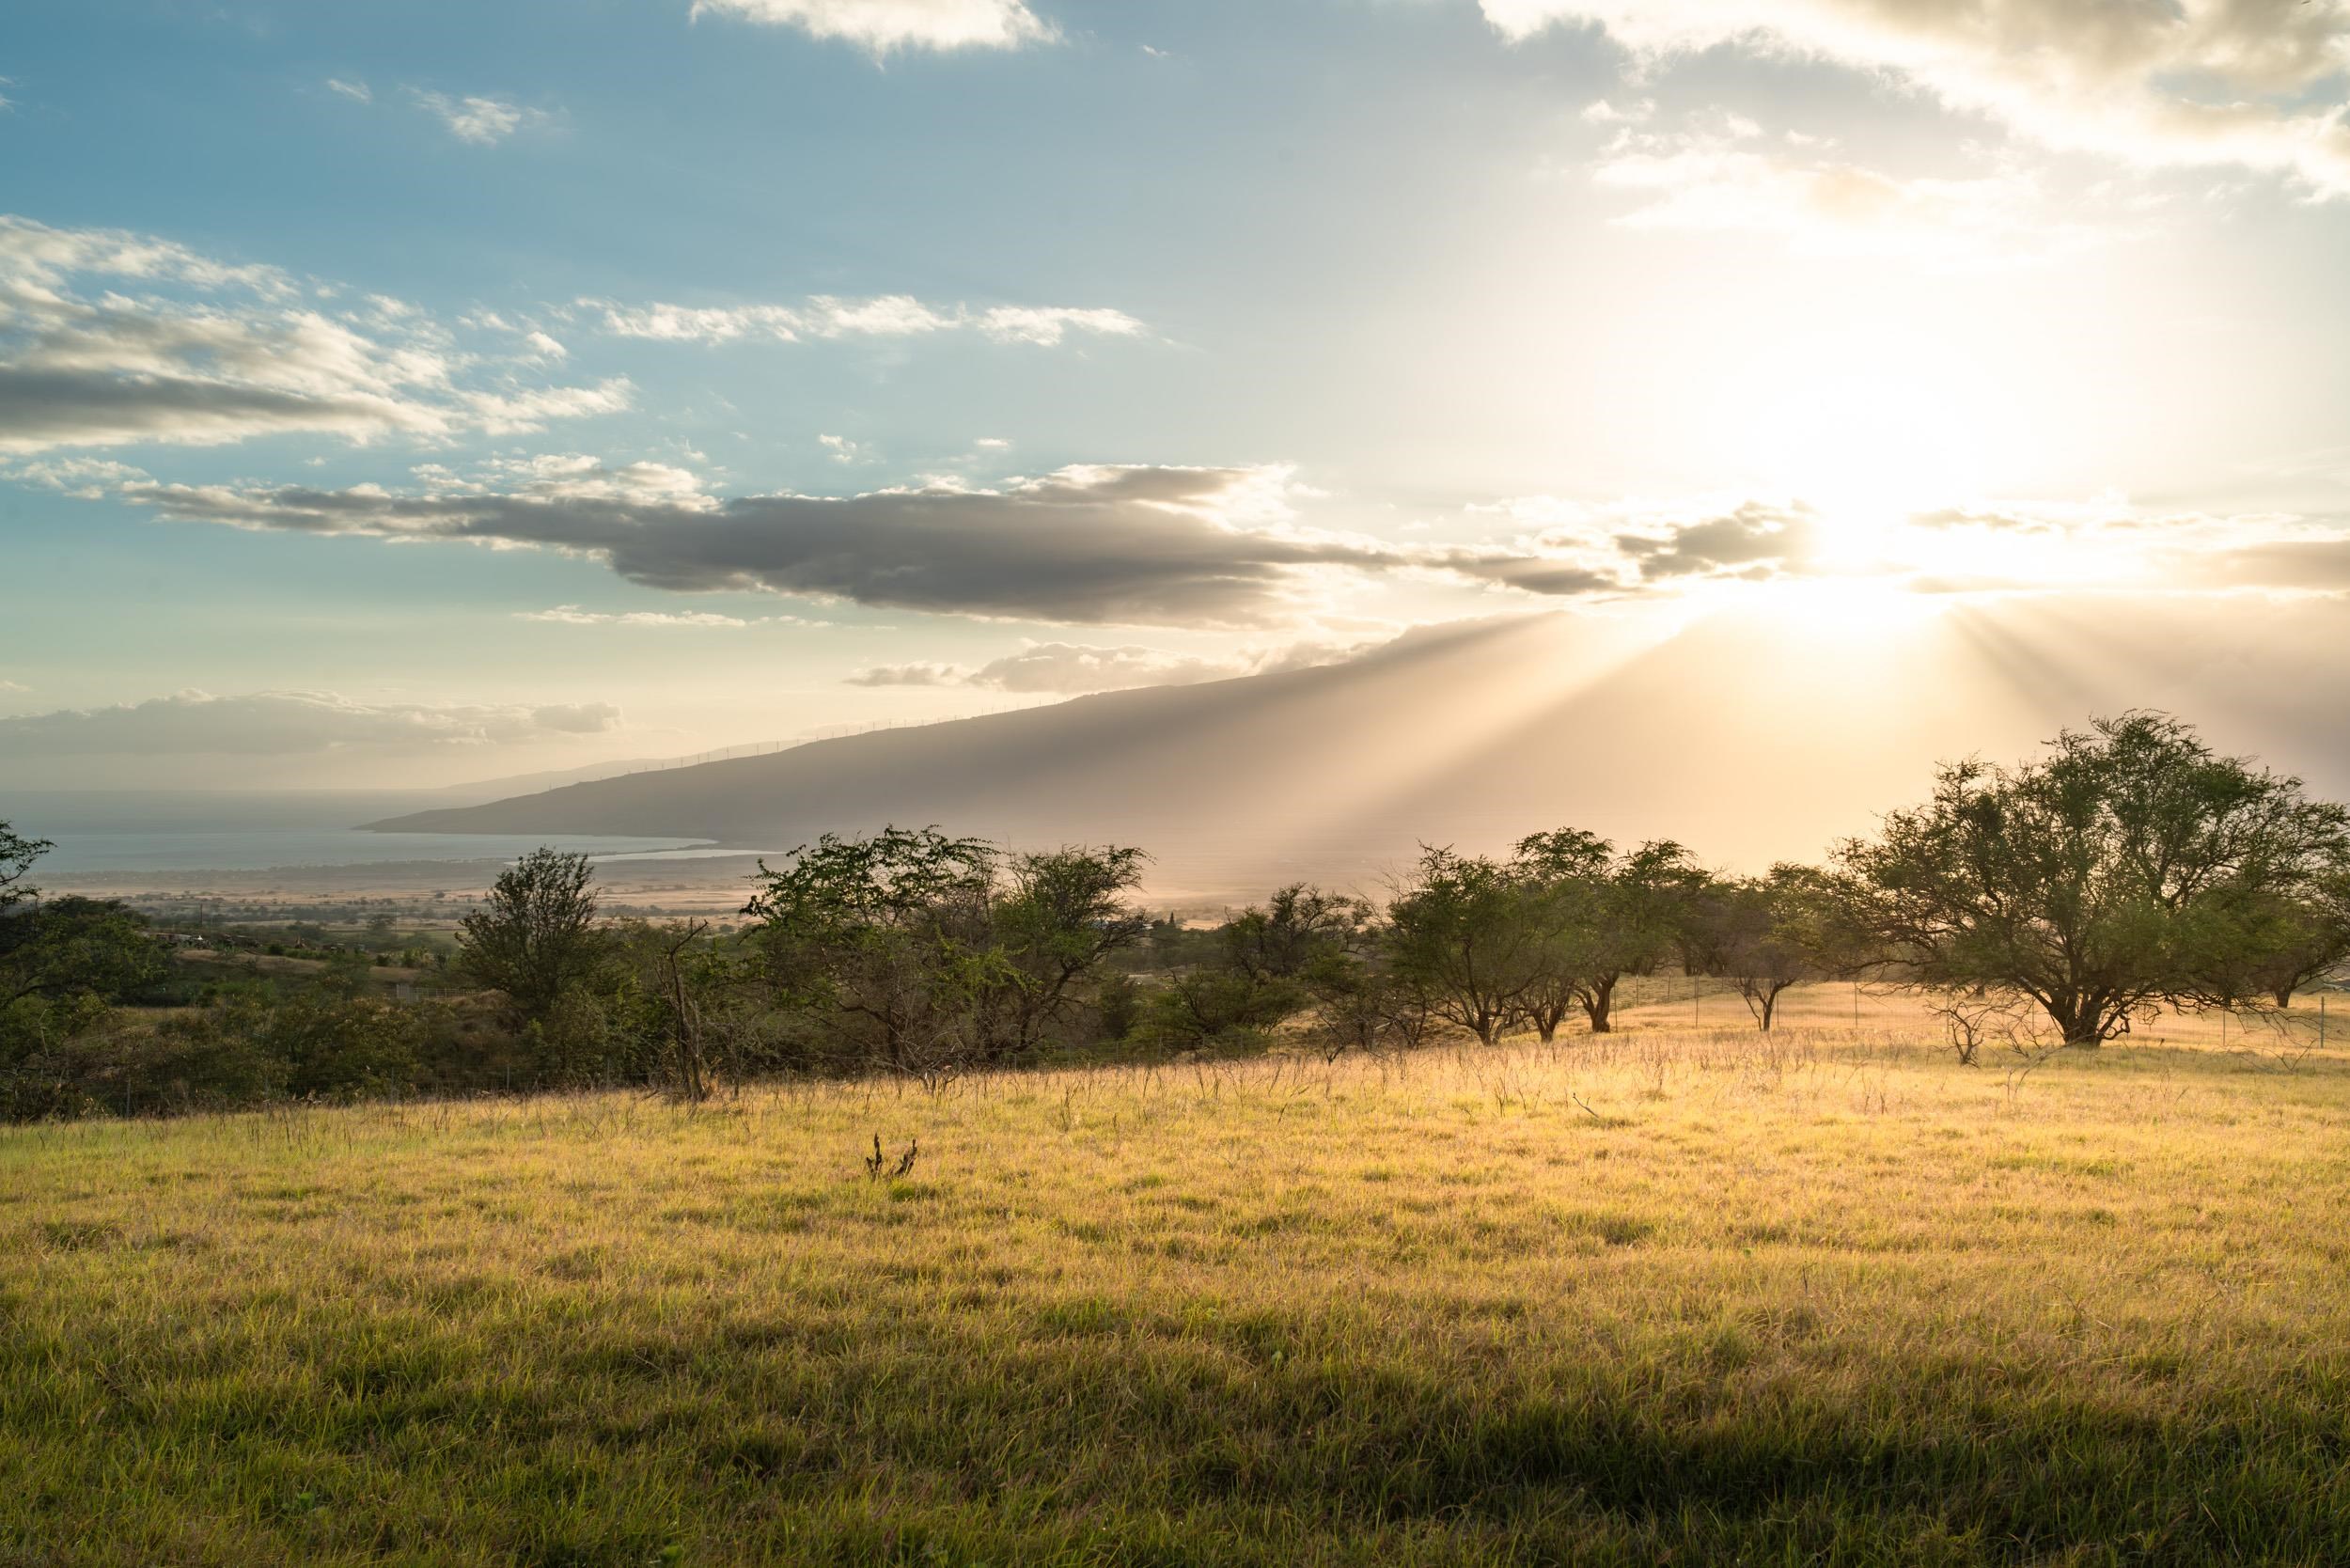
[7,992,2350,1566]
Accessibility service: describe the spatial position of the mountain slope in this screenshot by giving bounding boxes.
[368,600,2350,888]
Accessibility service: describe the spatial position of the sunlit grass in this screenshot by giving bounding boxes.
[7,1001,2350,1565]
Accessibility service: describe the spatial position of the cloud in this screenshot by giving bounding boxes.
[1447,490,2350,600]
[1590,120,2097,262]
[117,461,1410,626]
[1618,501,1823,578]
[0,215,629,454]
[408,89,546,146]
[324,78,372,103]
[0,690,621,758]
[1485,0,2350,196]
[4,455,151,498]
[583,294,1144,348]
[1442,498,1826,595]
[818,432,863,463]
[691,0,1054,55]
[848,637,1371,694]
[518,605,767,627]
[978,306,1149,346]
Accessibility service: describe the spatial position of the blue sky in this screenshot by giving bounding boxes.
[6,0,2350,786]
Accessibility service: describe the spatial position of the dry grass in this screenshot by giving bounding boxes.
[7,997,2350,1565]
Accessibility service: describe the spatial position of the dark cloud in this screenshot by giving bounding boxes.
[125,464,1405,626]
[1444,499,1821,596]
[0,367,423,454]
[1614,501,1819,578]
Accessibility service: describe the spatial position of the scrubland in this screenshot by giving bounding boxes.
[6,995,2349,1566]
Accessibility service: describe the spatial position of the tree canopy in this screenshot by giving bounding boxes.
[1833,713,2350,1045]
[457,847,612,1023]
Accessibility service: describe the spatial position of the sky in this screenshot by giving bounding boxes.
[5,0,2350,790]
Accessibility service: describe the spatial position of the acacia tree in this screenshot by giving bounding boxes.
[457,847,612,1023]
[1701,866,1839,1031]
[1,896,166,1010]
[1513,830,1703,1035]
[2233,877,2350,1008]
[1,822,51,914]
[1383,847,1544,1044]
[744,827,1146,1077]
[994,845,1152,1053]
[1832,713,2350,1046]
[1140,883,1371,1051]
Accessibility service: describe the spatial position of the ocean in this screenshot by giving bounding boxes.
[6,791,705,875]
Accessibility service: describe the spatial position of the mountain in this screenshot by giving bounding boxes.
[422,757,678,806]
[367,599,2350,899]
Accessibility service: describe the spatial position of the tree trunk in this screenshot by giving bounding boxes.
[2056,1005,2104,1047]
[2274,985,2295,1010]
[1582,975,1617,1035]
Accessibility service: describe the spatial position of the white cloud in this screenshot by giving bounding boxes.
[1486,0,2350,195]
[325,78,372,103]
[691,0,1055,55]
[1579,97,1653,125]
[848,637,1372,694]
[583,294,1144,349]
[518,605,757,627]
[818,432,864,463]
[461,378,634,435]
[978,306,1149,346]
[1590,123,2096,262]
[407,89,547,147]
[0,215,632,455]
[4,456,152,498]
[0,690,621,758]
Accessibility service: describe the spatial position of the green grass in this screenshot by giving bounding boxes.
[7,1011,2350,1565]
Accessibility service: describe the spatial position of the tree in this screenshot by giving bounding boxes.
[2233,876,2350,1008]
[1299,949,1434,1060]
[1,897,167,1010]
[457,848,611,1023]
[1224,885,1371,985]
[1513,831,1704,1035]
[994,846,1152,1054]
[1832,713,2350,1046]
[743,827,1146,1078]
[1383,847,1544,1044]
[0,821,52,913]
[1700,866,1838,1031]
[1139,884,1370,1052]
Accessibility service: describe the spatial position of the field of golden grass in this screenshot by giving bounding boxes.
[7,993,2349,1565]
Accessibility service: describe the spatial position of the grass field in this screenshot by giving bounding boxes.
[7,995,2350,1566]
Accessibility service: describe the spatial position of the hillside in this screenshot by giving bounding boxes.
[368,598,2350,881]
